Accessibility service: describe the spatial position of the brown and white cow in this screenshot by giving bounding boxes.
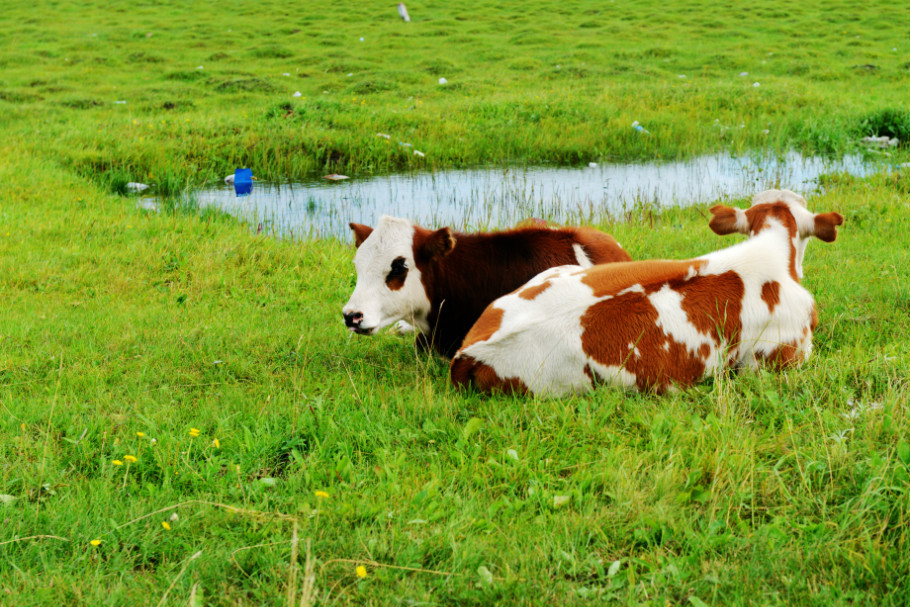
[342,216,631,357]
[451,189,844,395]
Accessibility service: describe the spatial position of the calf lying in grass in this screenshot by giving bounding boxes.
[342,216,631,357]
[451,190,844,395]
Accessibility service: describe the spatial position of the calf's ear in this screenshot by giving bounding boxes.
[349,223,373,248]
[812,212,844,243]
[416,227,456,261]
[708,205,747,236]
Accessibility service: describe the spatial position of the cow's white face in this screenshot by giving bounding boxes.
[342,216,433,335]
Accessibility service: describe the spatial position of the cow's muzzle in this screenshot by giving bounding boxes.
[343,311,373,334]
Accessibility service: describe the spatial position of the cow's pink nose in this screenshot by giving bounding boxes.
[343,311,363,329]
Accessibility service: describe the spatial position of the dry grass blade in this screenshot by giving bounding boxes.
[287,521,299,607]
[319,558,454,578]
[104,499,297,537]
[299,539,317,607]
[156,550,202,607]
[0,535,70,548]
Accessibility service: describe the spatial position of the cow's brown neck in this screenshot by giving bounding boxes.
[414,229,584,357]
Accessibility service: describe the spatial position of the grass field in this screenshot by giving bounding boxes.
[3,0,910,184]
[2,1,910,606]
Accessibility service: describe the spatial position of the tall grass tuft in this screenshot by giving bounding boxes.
[103,168,133,195]
[155,168,192,199]
[858,108,910,141]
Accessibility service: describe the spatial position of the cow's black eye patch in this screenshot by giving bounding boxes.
[386,256,408,290]
[389,257,407,275]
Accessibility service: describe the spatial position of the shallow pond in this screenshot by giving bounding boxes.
[146,151,881,239]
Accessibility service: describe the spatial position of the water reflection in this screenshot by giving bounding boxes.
[146,152,881,239]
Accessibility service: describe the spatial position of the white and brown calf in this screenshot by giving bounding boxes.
[451,189,844,395]
[342,215,631,357]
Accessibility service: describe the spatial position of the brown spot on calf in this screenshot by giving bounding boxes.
[461,306,505,346]
[450,355,528,395]
[759,340,805,369]
[518,280,553,300]
[580,291,709,392]
[761,281,781,313]
[580,260,705,297]
[675,271,745,344]
[576,264,744,391]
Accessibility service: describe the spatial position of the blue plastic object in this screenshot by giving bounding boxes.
[234,168,253,196]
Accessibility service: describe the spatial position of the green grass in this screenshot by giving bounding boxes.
[2,0,910,186]
[2,1,910,605]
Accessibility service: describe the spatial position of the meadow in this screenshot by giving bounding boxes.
[1,0,910,605]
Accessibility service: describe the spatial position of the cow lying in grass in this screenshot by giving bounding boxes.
[342,216,631,357]
[451,189,844,395]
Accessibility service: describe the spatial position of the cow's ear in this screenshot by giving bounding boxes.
[417,227,456,261]
[708,205,747,236]
[812,212,844,243]
[349,223,373,248]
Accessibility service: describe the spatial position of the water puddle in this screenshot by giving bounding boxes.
[143,151,882,239]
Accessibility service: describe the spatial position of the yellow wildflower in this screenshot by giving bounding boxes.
[315,491,329,499]
[189,428,201,437]
[212,438,220,448]
[112,460,124,466]
[124,455,137,463]
[356,565,367,578]
[162,521,171,530]
[136,432,146,438]
[90,539,101,546]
